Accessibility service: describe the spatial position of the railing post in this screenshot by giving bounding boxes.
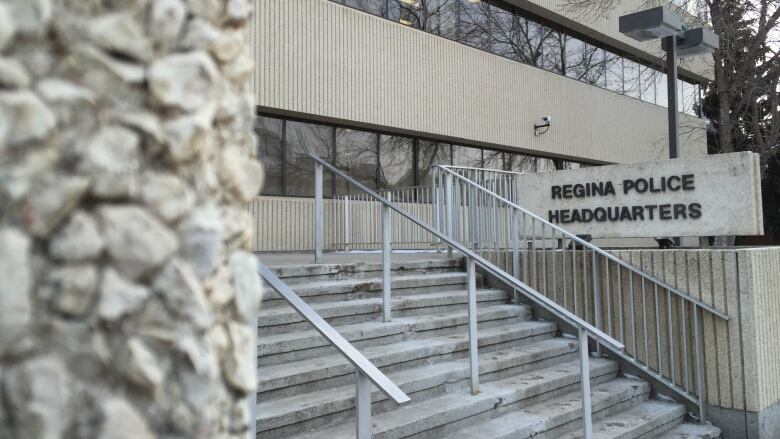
[579,327,593,439]
[314,162,324,263]
[344,195,350,252]
[445,171,454,258]
[355,370,372,439]
[694,304,706,422]
[249,313,257,438]
[382,194,392,323]
[511,209,520,304]
[433,170,442,252]
[467,256,479,395]
[593,255,602,357]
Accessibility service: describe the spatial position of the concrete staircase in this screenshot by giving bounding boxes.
[256,257,721,439]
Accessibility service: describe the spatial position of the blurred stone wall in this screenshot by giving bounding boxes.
[0,0,263,437]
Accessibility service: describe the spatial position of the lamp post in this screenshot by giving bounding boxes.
[620,7,719,248]
[619,6,719,159]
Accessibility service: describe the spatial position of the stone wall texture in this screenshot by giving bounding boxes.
[0,1,263,438]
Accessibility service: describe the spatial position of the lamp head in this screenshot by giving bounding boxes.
[619,6,683,41]
[674,27,719,57]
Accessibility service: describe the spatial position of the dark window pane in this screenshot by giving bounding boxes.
[491,10,545,67]
[522,20,546,67]
[335,128,378,193]
[655,72,668,108]
[562,161,581,170]
[453,145,482,168]
[536,158,556,172]
[639,65,656,104]
[541,29,565,74]
[682,81,698,116]
[459,0,491,50]
[504,153,537,172]
[583,46,606,86]
[394,0,458,34]
[255,116,283,196]
[623,58,641,99]
[483,150,503,169]
[488,3,517,59]
[565,39,604,85]
[378,135,415,189]
[285,121,333,197]
[417,141,451,185]
[605,53,623,93]
[343,0,385,17]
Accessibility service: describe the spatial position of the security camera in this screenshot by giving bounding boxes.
[534,116,553,136]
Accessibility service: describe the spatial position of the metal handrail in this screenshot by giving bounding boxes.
[257,261,410,438]
[435,165,729,320]
[432,164,728,422]
[309,153,624,352]
[310,153,622,438]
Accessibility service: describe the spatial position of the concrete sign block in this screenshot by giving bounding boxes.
[515,152,763,238]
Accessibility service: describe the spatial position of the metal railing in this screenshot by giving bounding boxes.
[311,154,625,439]
[432,165,730,422]
[257,261,410,438]
[328,185,437,251]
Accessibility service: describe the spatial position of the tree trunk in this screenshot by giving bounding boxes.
[0,1,263,438]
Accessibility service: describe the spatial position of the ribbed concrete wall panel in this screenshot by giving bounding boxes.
[256,0,707,165]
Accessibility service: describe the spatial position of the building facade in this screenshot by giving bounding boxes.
[250,0,713,250]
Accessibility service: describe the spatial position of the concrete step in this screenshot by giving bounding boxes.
[290,358,620,439]
[258,320,559,399]
[257,338,580,437]
[553,399,687,439]
[447,378,652,439]
[258,304,532,365]
[654,422,722,439]
[261,271,482,306]
[258,288,511,335]
[269,258,463,284]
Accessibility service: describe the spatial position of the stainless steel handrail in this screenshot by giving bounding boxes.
[310,154,622,439]
[435,165,729,320]
[310,153,623,351]
[257,261,410,438]
[433,164,729,422]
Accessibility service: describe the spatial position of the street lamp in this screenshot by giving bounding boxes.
[619,6,719,159]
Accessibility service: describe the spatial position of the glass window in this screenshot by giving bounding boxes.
[623,57,641,99]
[655,72,668,108]
[504,153,537,173]
[335,128,378,193]
[459,0,491,50]
[605,53,623,93]
[639,65,657,104]
[681,81,698,116]
[417,141,451,185]
[564,38,604,85]
[483,149,503,169]
[562,161,581,170]
[676,79,686,114]
[453,145,482,168]
[285,121,334,197]
[583,46,606,86]
[563,35,584,79]
[255,116,284,196]
[424,0,459,38]
[541,29,565,74]
[378,135,415,189]
[343,0,385,17]
[488,3,519,60]
[536,158,557,172]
